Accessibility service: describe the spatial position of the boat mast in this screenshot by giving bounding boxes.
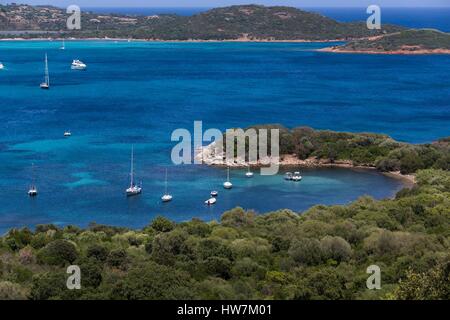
[31,163,35,189]
[227,167,230,181]
[164,168,168,194]
[44,53,49,86]
[130,145,134,187]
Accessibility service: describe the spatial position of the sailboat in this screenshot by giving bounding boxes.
[125,146,142,196]
[40,53,50,89]
[223,167,233,189]
[28,163,38,197]
[161,168,173,202]
[0,62,4,70]
[245,164,254,178]
[60,39,65,50]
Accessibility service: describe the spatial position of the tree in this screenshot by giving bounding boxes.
[288,238,323,266]
[37,240,78,266]
[106,249,129,270]
[29,272,67,300]
[320,236,353,262]
[86,244,109,262]
[110,263,196,300]
[150,216,175,232]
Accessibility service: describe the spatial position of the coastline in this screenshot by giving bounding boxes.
[195,144,417,186]
[318,47,450,55]
[0,37,345,43]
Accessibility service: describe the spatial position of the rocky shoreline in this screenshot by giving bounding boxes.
[318,46,450,55]
[195,143,416,185]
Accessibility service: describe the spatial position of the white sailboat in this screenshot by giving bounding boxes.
[64,130,71,137]
[40,53,50,89]
[28,163,38,197]
[223,167,233,189]
[210,190,218,197]
[60,39,65,50]
[126,146,142,196]
[161,168,173,202]
[245,164,254,178]
[0,62,4,70]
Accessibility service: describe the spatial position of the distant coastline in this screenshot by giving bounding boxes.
[0,37,345,43]
[319,46,450,55]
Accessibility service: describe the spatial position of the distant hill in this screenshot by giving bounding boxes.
[323,29,450,54]
[0,4,403,40]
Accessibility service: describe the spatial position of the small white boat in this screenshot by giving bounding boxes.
[205,197,217,205]
[245,165,254,178]
[28,163,38,197]
[161,168,173,202]
[28,187,38,197]
[126,145,142,196]
[40,54,50,89]
[71,59,87,70]
[284,172,293,180]
[292,171,302,182]
[210,190,218,197]
[64,131,71,137]
[223,167,233,189]
[0,62,4,70]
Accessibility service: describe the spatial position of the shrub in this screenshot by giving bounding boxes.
[150,216,175,232]
[37,240,78,266]
[0,281,27,300]
[86,244,109,262]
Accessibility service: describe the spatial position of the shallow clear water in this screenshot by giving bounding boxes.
[0,40,448,233]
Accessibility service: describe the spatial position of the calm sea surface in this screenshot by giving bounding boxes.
[0,39,448,233]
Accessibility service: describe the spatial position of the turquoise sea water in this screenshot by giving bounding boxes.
[0,40,448,233]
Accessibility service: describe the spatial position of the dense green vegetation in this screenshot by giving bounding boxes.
[0,169,448,300]
[337,29,450,52]
[227,125,449,174]
[0,4,402,40]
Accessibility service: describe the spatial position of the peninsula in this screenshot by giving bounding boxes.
[197,125,450,184]
[320,29,450,54]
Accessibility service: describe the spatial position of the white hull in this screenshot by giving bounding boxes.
[205,197,217,205]
[71,65,86,70]
[223,182,232,189]
[162,194,173,202]
[126,186,142,196]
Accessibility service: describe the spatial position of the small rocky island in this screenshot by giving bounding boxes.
[321,29,450,54]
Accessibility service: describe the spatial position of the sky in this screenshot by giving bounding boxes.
[2,0,449,8]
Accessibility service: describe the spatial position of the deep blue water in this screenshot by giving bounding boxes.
[85,7,450,32]
[0,40,449,234]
